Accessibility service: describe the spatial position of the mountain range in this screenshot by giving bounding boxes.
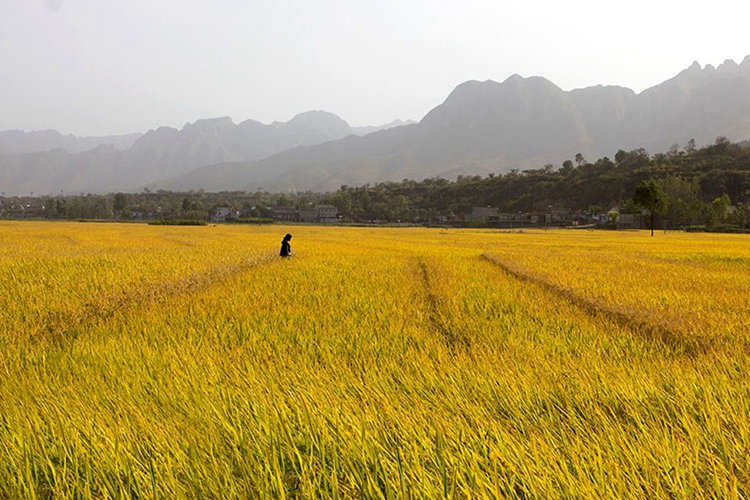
[1,57,749,196]
[0,113,413,195]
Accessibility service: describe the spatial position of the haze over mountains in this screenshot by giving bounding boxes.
[2,57,749,196]
[0,130,141,156]
[0,113,413,195]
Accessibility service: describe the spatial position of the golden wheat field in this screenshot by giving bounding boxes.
[1,221,750,499]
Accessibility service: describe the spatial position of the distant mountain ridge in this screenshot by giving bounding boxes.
[0,129,141,155]
[1,57,749,195]
[157,57,750,193]
[0,112,411,195]
[351,119,417,136]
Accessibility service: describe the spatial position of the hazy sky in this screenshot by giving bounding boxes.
[2,0,748,136]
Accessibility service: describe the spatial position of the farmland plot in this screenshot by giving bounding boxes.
[1,222,749,498]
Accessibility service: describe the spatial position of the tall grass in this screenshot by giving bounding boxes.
[1,222,749,498]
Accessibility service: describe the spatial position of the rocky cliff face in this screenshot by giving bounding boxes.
[0,111,417,194]
[202,58,750,193]
[2,57,750,195]
[419,75,592,163]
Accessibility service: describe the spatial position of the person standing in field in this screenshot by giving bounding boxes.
[280,233,292,257]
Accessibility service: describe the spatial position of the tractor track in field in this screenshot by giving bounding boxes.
[417,260,471,354]
[36,255,276,345]
[480,254,713,357]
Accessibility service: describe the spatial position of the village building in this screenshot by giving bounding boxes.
[617,213,642,229]
[548,207,573,225]
[298,204,339,223]
[497,212,529,228]
[470,206,499,221]
[317,204,338,223]
[298,208,318,223]
[271,207,298,223]
[211,206,240,223]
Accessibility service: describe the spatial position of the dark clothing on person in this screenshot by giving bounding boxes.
[280,240,291,257]
[280,234,292,257]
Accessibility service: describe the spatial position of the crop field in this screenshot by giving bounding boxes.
[1,221,750,498]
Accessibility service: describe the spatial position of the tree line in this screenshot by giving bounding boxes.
[2,138,749,230]
[319,137,750,229]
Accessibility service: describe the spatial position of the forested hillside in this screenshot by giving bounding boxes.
[315,138,750,225]
[2,139,749,230]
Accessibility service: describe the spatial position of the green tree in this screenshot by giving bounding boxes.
[275,194,292,207]
[334,191,353,214]
[615,148,650,169]
[659,176,701,228]
[607,210,619,228]
[729,203,747,229]
[113,192,129,215]
[706,193,731,228]
[560,160,575,176]
[633,179,669,236]
[41,197,55,219]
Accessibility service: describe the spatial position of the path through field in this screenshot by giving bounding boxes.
[1,222,749,498]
